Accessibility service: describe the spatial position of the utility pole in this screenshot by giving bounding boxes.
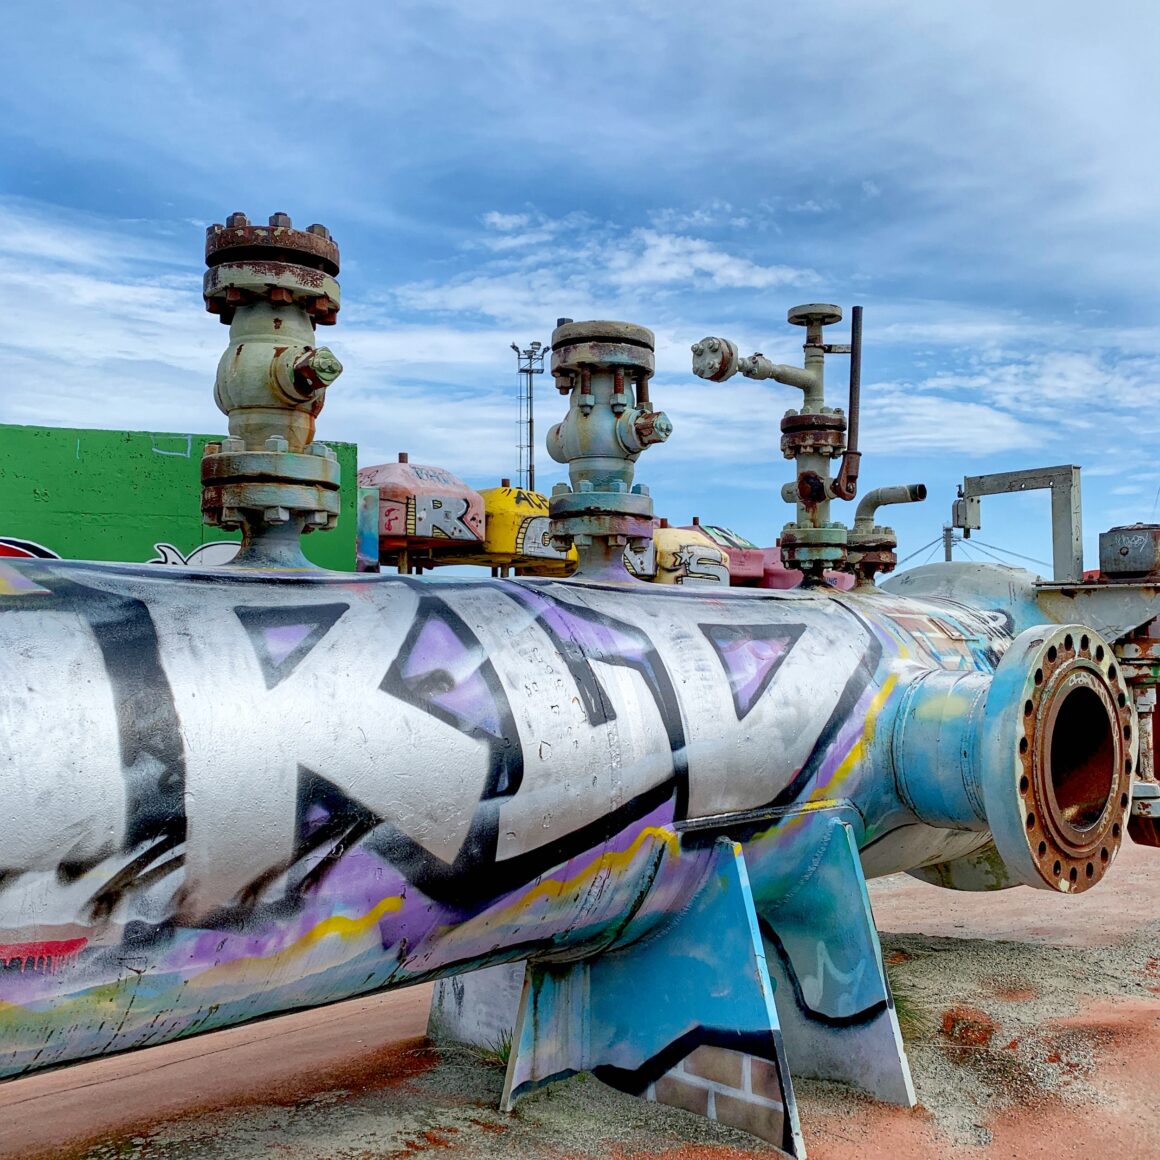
[512,340,547,491]
[943,525,954,561]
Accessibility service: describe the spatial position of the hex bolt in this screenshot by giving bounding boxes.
[307,224,331,239]
[269,212,293,227]
[264,506,290,524]
[226,212,249,228]
[265,435,290,453]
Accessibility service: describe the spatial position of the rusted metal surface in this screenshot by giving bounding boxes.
[1013,627,1133,889]
[206,213,340,275]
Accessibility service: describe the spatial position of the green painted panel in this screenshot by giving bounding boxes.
[0,424,357,571]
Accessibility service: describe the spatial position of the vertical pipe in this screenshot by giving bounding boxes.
[528,362,535,493]
[847,305,862,455]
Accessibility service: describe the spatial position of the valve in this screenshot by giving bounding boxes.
[201,212,343,567]
[546,320,668,579]
[691,303,863,580]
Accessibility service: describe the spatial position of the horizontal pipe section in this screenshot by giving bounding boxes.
[0,559,1118,1078]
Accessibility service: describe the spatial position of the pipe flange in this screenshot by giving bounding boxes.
[204,214,341,326]
[982,623,1135,892]
[690,337,739,382]
[780,524,847,573]
[203,262,341,326]
[550,320,655,381]
[206,214,340,275]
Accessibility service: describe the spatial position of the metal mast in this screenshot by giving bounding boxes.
[512,340,546,491]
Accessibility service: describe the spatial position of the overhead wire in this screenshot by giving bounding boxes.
[896,536,942,567]
[968,538,1052,571]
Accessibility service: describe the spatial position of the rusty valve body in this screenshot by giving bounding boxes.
[201,213,344,566]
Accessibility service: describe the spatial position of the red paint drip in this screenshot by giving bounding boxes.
[0,937,87,974]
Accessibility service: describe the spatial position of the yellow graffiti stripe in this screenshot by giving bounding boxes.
[194,893,405,982]
[811,672,899,801]
[485,824,680,926]
[294,892,405,951]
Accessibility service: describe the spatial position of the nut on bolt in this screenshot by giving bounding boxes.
[634,410,673,447]
[294,347,344,394]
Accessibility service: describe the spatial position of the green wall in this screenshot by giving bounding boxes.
[0,424,357,570]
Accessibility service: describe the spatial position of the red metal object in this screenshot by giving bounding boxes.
[358,455,484,571]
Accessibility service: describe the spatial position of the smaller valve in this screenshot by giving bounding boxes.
[689,304,864,580]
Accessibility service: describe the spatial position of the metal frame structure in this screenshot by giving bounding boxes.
[951,465,1083,583]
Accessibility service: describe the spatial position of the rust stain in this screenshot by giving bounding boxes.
[939,1004,997,1048]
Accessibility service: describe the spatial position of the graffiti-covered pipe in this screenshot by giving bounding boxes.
[0,557,1135,1081]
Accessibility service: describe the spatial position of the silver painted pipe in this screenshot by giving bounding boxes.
[0,559,1135,1079]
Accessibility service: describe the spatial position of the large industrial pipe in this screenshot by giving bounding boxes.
[0,558,1134,1081]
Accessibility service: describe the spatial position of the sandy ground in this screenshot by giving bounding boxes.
[1,841,1156,1159]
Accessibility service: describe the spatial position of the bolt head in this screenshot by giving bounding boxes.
[269,212,293,228]
[307,223,331,239]
[264,506,291,524]
[265,435,290,453]
[551,482,571,497]
[226,212,250,228]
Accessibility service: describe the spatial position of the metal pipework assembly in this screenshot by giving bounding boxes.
[201,212,344,567]
[893,622,1135,892]
[546,319,672,578]
[846,483,927,584]
[692,304,863,578]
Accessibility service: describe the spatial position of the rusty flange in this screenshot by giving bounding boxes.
[779,411,847,459]
[551,320,655,383]
[846,527,898,582]
[984,624,1135,893]
[204,213,341,326]
[206,212,340,274]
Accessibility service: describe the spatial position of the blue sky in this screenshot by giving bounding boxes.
[2,1,1157,572]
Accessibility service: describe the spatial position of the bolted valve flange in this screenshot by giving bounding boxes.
[546,320,670,578]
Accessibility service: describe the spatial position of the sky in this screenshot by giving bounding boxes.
[1,0,1158,573]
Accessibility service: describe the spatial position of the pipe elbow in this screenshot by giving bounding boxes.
[854,483,926,527]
